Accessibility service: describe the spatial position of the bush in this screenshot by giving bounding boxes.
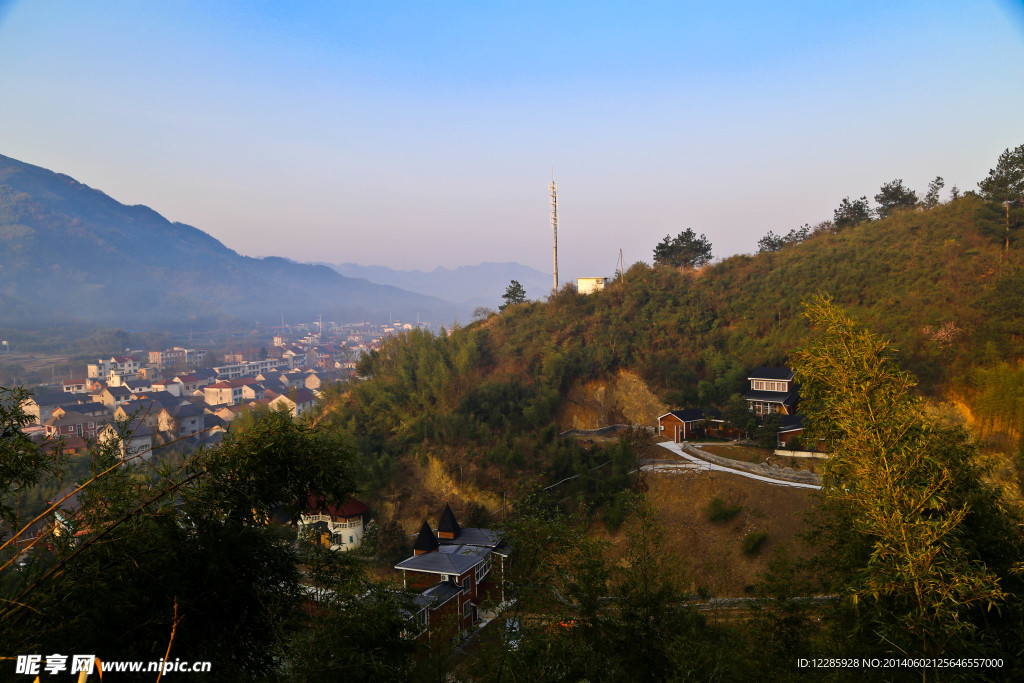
[707,497,741,523]
[742,530,768,556]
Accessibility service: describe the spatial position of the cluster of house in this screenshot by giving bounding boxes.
[21,348,348,460]
[657,367,805,447]
[296,501,508,640]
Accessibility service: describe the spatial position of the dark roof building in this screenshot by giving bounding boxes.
[394,504,509,639]
[744,367,799,416]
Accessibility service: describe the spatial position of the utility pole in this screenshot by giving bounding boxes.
[550,178,558,293]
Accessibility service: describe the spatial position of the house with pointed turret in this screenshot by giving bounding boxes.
[395,503,508,640]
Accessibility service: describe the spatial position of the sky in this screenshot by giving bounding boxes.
[1,1,1023,283]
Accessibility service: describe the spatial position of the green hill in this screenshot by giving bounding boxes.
[0,153,457,328]
[326,192,1024,513]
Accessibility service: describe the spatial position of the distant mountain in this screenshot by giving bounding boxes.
[328,262,551,311]
[0,154,457,329]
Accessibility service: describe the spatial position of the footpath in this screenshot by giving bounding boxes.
[647,441,822,490]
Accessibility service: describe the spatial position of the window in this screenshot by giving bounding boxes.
[476,557,491,584]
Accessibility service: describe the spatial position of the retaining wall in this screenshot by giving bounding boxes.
[680,443,822,486]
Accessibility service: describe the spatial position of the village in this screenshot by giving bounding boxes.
[13,318,442,459]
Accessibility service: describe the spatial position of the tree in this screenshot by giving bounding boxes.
[0,387,62,533]
[652,229,713,269]
[0,407,394,680]
[471,305,495,320]
[500,279,527,311]
[978,143,1024,205]
[288,545,417,681]
[874,179,918,219]
[833,195,872,229]
[978,144,1024,254]
[757,231,786,254]
[793,296,1023,661]
[758,225,811,253]
[923,176,945,208]
[722,393,756,435]
[754,412,783,449]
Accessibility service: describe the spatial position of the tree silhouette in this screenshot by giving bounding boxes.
[500,280,527,310]
[652,229,712,269]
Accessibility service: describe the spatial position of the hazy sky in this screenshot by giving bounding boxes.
[2,1,1023,283]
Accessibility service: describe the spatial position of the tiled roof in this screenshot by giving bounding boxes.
[664,409,705,422]
[438,503,461,536]
[778,413,805,432]
[437,527,502,549]
[747,367,795,381]
[413,521,439,553]
[304,496,368,519]
[744,389,798,404]
[414,581,463,609]
[395,544,490,575]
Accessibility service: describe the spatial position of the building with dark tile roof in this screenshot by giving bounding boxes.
[394,504,508,640]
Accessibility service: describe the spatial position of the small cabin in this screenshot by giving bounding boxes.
[576,277,607,295]
[657,409,707,442]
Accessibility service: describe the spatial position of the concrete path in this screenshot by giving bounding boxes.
[651,442,822,490]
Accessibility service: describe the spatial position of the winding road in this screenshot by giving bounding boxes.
[645,442,822,490]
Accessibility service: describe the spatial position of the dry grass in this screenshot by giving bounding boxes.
[699,443,771,463]
[638,468,819,597]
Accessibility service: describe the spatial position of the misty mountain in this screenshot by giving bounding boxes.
[328,262,552,311]
[0,153,457,329]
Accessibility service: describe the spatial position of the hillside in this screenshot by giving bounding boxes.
[0,154,457,328]
[325,193,1024,537]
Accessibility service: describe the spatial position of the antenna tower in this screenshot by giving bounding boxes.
[549,178,558,292]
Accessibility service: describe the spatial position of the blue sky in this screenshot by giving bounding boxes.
[1,1,1023,284]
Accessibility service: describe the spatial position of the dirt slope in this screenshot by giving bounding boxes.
[557,368,667,429]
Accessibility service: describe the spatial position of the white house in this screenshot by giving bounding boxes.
[297,498,368,551]
[576,277,608,294]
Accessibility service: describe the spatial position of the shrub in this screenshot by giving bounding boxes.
[742,530,768,556]
[707,497,741,523]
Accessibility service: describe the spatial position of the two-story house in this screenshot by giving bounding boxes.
[157,403,206,439]
[61,378,90,394]
[267,388,317,418]
[203,378,258,406]
[297,497,368,551]
[395,504,508,640]
[43,412,106,440]
[744,367,798,416]
[97,417,153,461]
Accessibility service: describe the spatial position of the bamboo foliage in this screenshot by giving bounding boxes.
[793,295,1019,660]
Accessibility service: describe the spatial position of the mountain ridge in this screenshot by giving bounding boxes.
[0,153,458,329]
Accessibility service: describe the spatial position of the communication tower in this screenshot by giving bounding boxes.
[550,178,558,292]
